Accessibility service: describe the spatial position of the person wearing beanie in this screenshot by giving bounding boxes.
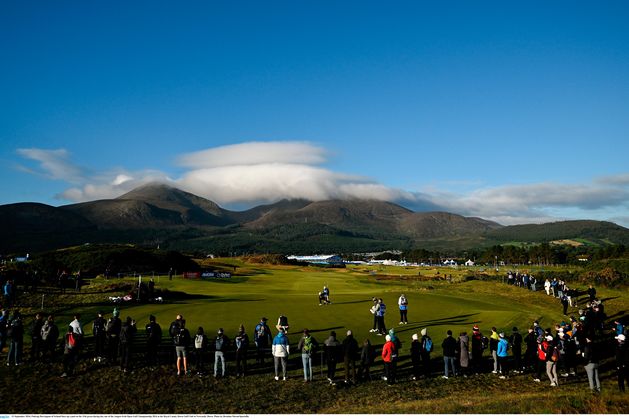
[442,330,457,379]
[382,334,396,384]
[497,332,509,378]
[471,325,485,374]
[324,331,341,384]
[272,328,290,381]
[510,326,523,373]
[420,328,433,378]
[235,324,249,377]
[214,327,230,378]
[342,329,359,384]
[410,333,421,380]
[616,334,628,392]
[388,328,402,355]
[145,314,162,368]
[545,334,559,387]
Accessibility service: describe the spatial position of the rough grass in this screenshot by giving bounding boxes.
[2,260,628,414]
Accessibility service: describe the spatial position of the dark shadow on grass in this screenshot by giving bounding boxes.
[298,326,345,335]
[331,298,373,305]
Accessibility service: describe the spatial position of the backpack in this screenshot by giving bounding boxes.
[93,318,106,335]
[424,336,433,352]
[174,327,186,346]
[303,336,314,354]
[481,336,489,350]
[551,346,561,362]
[379,303,386,316]
[41,323,52,341]
[195,334,205,349]
[215,336,226,351]
[67,332,77,349]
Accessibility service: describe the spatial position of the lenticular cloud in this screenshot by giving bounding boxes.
[175,141,411,205]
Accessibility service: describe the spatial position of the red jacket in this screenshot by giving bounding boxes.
[382,341,394,363]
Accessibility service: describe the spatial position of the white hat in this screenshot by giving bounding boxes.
[420,328,427,336]
[545,335,554,341]
[385,335,392,341]
[616,334,626,342]
[347,330,352,336]
[412,333,418,341]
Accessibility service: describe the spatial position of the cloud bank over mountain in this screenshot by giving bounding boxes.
[15,141,629,227]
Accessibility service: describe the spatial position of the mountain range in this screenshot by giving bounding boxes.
[1,183,628,254]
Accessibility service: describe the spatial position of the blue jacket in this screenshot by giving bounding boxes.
[497,338,509,357]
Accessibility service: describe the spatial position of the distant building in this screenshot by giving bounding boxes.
[287,254,343,265]
[465,259,475,266]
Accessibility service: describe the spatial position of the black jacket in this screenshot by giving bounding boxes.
[442,336,457,357]
[342,335,359,361]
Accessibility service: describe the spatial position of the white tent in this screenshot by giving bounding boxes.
[465,259,475,266]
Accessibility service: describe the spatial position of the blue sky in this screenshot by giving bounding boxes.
[1,1,628,226]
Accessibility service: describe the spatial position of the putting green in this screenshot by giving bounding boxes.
[79,262,564,355]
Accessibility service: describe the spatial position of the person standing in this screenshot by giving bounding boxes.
[497,332,509,378]
[272,329,290,381]
[297,328,318,382]
[587,285,597,303]
[359,339,373,381]
[523,328,537,372]
[410,333,422,380]
[375,299,387,335]
[119,316,137,373]
[234,324,249,377]
[489,327,499,374]
[6,311,24,366]
[324,331,341,384]
[92,311,107,362]
[145,315,162,368]
[61,325,79,377]
[214,328,230,378]
[545,335,560,387]
[106,309,122,363]
[194,327,208,375]
[510,327,523,373]
[583,336,600,393]
[40,315,59,363]
[369,297,379,333]
[382,334,395,384]
[0,309,8,354]
[29,312,44,363]
[172,317,191,376]
[470,325,485,374]
[254,317,272,366]
[342,330,359,384]
[458,331,470,377]
[398,294,408,325]
[442,330,457,379]
[420,328,433,378]
[615,334,628,392]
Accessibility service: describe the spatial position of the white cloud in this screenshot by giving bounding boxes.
[15,142,629,227]
[16,148,84,183]
[177,141,327,168]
